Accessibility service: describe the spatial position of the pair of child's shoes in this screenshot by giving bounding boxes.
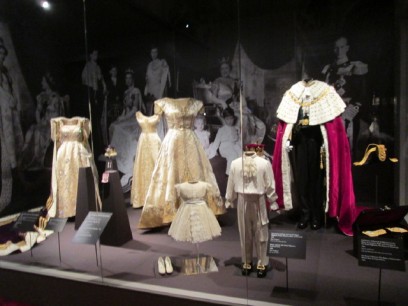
[241,262,268,278]
[158,256,173,275]
[241,263,252,276]
[256,264,268,278]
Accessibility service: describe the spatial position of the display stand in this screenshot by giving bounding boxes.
[178,243,218,275]
[268,230,316,300]
[378,268,382,305]
[72,211,112,281]
[357,236,405,306]
[75,167,98,230]
[99,170,132,246]
[45,218,68,264]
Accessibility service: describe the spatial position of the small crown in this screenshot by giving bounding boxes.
[245,143,265,152]
[218,56,230,65]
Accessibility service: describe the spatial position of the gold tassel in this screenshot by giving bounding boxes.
[320,145,325,169]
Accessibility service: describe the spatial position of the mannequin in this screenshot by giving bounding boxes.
[272,64,357,236]
[226,144,277,277]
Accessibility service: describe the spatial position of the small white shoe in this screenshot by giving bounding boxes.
[165,256,173,274]
[158,257,166,275]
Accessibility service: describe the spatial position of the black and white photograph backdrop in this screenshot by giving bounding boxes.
[0,0,401,217]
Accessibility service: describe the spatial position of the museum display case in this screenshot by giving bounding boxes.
[0,1,407,305]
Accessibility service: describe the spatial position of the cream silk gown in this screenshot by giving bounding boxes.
[138,98,225,229]
[48,117,101,218]
[131,112,162,208]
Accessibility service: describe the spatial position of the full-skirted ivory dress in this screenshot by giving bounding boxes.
[48,117,101,218]
[131,112,162,208]
[168,181,221,243]
[138,98,225,229]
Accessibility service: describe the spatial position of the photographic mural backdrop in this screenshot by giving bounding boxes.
[0,0,400,217]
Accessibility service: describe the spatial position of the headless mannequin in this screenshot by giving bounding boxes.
[289,72,325,230]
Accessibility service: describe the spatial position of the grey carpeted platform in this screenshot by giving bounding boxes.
[0,207,407,306]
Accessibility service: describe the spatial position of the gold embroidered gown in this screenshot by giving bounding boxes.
[138,98,225,229]
[131,112,162,208]
[48,117,101,218]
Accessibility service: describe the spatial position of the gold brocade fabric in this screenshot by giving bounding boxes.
[131,112,162,208]
[138,98,225,229]
[49,117,101,218]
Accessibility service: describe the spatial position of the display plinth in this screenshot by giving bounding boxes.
[100,170,132,246]
[75,167,98,230]
[180,255,218,275]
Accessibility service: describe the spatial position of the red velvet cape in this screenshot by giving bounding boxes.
[272,117,357,236]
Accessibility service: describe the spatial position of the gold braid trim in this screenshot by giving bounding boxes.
[353,144,386,166]
[377,144,386,161]
[320,145,325,170]
[286,87,331,107]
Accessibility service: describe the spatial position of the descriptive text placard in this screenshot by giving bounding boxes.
[72,212,112,245]
[45,218,68,233]
[12,212,41,232]
[358,236,405,271]
[267,230,306,259]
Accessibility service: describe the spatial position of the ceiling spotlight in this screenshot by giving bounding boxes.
[185,24,189,29]
[41,1,51,10]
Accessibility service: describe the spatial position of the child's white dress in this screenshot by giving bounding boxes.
[168,181,221,243]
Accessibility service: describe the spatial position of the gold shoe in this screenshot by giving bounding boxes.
[362,229,387,237]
